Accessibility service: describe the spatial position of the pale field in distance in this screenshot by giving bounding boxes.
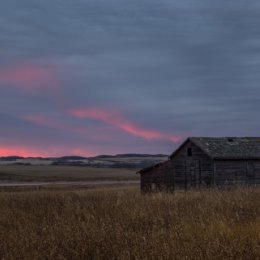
[0,165,139,182]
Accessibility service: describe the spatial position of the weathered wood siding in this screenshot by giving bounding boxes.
[171,141,213,188]
[215,160,260,185]
[140,160,174,192]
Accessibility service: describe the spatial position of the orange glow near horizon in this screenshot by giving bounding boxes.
[0,146,95,158]
[69,108,181,142]
[0,147,50,157]
[0,63,58,89]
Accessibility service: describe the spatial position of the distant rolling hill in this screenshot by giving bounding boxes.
[0,154,168,169]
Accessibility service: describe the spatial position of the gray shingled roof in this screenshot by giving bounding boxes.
[137,161,165,174]
[189,137,260,160]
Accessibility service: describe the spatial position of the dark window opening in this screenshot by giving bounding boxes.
[228,138,234,142]
[187,148,192,157]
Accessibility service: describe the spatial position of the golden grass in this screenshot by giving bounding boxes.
[0,165,138,182]
[0,186,259,259]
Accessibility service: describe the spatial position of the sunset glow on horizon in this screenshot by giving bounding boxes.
[0,145,95,158]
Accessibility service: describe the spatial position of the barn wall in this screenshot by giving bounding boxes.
[247,161,260,184]
[140,160,174,192]
[171,141,213,188]
[215,160,260,185]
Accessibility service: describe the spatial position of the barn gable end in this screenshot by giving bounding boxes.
[170,139,214,188]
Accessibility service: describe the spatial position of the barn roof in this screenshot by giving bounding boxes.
[171,137,260,160]
[137,161,166,174]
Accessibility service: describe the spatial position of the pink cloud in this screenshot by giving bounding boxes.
[23,115,63,130]
[22,115,112,142]
[0,63,58,89]
[69,108,181,142]
[19,109,181,157]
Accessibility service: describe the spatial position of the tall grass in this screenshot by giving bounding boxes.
[0,186,259,259]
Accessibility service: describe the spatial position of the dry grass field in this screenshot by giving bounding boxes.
[0,165,138,182]
[0,186,259,259]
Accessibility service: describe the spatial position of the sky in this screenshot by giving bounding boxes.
[1,0,260,157]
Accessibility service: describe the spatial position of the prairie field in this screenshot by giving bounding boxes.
[0,165,138,182]
[0,186,259,259]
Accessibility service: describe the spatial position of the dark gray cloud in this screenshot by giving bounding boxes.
[0,0,260,156]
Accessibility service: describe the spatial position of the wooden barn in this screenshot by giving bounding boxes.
[138,137,260,192]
